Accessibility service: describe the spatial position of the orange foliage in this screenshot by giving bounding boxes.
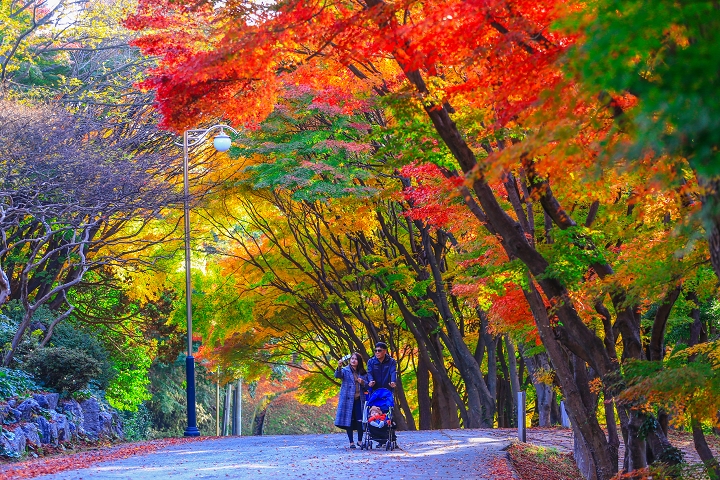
[125,0,581,136]
[487,283,541,345]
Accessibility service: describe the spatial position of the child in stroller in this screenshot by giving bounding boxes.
[360,388,398,451]
[368,406,389,427]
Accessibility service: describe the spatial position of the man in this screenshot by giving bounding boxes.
[366,342,397,391]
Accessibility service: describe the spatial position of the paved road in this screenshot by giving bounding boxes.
[37,430,515,480]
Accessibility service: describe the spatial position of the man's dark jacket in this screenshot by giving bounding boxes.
[366,355,397,391]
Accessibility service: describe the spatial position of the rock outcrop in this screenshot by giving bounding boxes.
[0,393,123,458]
[78,397,123,440]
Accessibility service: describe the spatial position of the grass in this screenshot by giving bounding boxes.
[507,442,582,480]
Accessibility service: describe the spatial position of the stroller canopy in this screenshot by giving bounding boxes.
[367,388,394,411]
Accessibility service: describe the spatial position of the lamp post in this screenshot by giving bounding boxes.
[177,124,238,437]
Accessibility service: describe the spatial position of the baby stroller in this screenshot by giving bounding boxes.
[360,388,397,451]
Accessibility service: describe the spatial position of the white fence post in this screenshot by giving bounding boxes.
[215,369,220,436]
[236,377,242,436]
[518,391,526,442]
[561,401,571,428]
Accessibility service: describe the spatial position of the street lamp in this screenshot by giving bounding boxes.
[177,124,239,437]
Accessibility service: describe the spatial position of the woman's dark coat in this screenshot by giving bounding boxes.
[334,365,366,428]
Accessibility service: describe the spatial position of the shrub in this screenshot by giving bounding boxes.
[0,367,40,400]
[120,403,153,441]
[25,347,102,393]
[49,322,114,389]
[0,310,41,367]
[71,389,93,402]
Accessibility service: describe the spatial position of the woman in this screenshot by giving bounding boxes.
[334,352,367,449]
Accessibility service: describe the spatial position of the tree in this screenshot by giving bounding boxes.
[126,0,720,477]
[0,99,176,365]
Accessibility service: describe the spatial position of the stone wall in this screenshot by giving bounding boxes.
[0,394,123,458]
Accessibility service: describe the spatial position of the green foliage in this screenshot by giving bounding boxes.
[239,86,377,202]
[269,364,291,382]
[0,303,51,366]
[25,347,102,393]
[120,403,153,441]
[296,372,338,407]
[567,0,720,177]
[537,227,607,287]
[621,341,720,427]
[144,358,218,437]
[0,301,44,324]
[248,380,258,399]
[0,367,39,401]
[71,389,93,402]
[378,92,459,170]
[105,345,153,412]
[659,298,720,357]
[48,322,114,389]
[408,279,434,298]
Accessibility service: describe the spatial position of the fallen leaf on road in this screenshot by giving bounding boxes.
[0,437,209,480]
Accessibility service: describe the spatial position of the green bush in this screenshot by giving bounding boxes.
[49,322,114,389]
[0,309,41,367]
[0,367,40,400]
[25,347,102,393]
[120,403,153,441]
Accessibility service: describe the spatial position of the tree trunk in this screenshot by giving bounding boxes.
[574,425,599,480]
[474,310,487,366]
[417,354,432,430]
[687,301,719,477]
[251,393,273,435]
[422,228,495,427]
[604,399,620,473]
[701,178,720,282]
[505,336,521,416]
[393,374,416,430]
[692,417,720,480]
[215,369,221,436]
[618,407,630,472]
[521,348,554,427]
[497,339,513,427]
[626,410,648,472]
[550,392,561,426]
[486,334,498,407]
[495,373,508,427]
[389,289,470,426]
[645,422,680,466]
[392,402,409,431]
[3,308,35,366]
[535,381,553,427]
[648,285,682,361]
[0,267,9,307]
[389,57,617,478]
[431,370,460,429]
[522,282,617,479]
